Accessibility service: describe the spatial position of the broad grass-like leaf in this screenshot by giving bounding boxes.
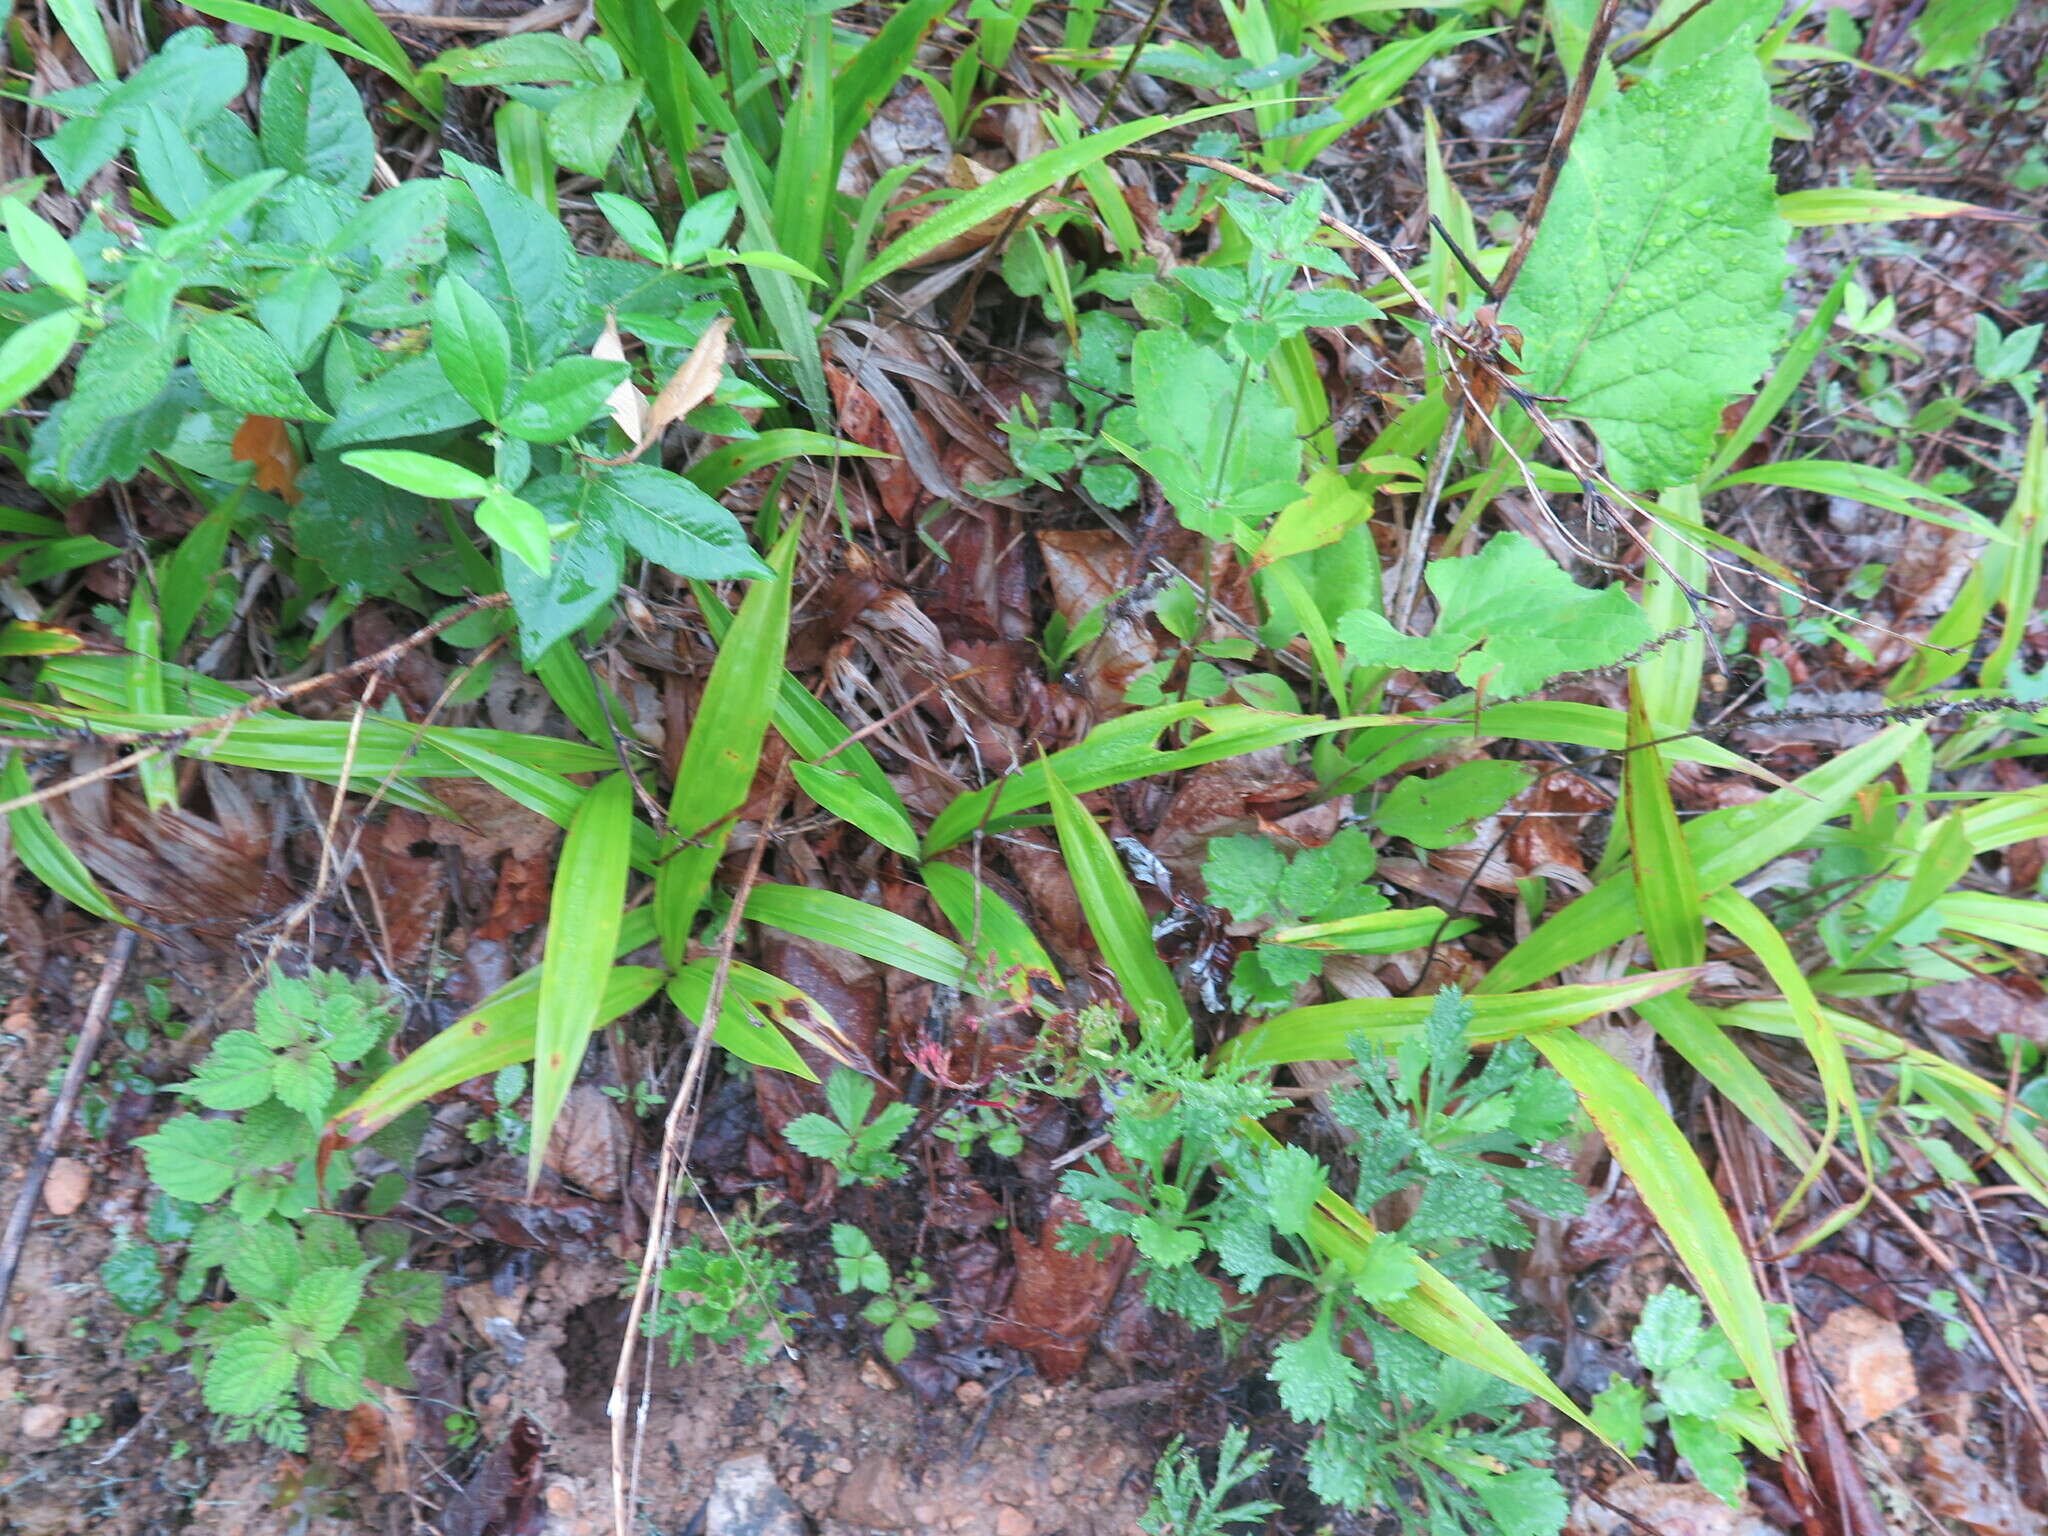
[1531,1029,1794,1449]
[49,0,117,80]
[790,759,918,858]
[654,521,797,962]
[1637,994,1813,1164]
[1980,410,2046,691]
[1636,499,1709,738]
[530,772,634,1187]
[1222,970,1698,1067]
[1707,267,1851,482]
[1503,35,1788,488]
[0,752,128,923]
[831,0,952,165]
[1480,722,1927,994]
[668,959,835,1080]
[1713,459,1999,539]
[923,863,1060,998]
[327,956,664,1148]
[924,704,1386,854]
[1625,682,1703,971]
[1704,889,1867,1238]
[1723,1001,2048,1207]
[1044,762,1189,1041]
[1777,187,2016,226]
[1268,906,1477,954]
[743,884,968,986]
[845,102,1239,299]
[183,0,432,105]
[1335,699,1771,798]
[686,429,889,498]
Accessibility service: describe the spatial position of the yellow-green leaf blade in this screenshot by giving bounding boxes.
[530,772,635,1187]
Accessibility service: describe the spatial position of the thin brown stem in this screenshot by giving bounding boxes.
[1491,0,1625,304]
[0,930,139,1346]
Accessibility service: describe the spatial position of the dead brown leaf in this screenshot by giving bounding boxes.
[986,1192,1131,1381]
[1923,1434,2048,1536]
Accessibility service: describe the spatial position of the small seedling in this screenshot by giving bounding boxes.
[602,1078,665,1117]
[640,1195,796,1368]
[123,969,438,1449]
[464,1064,533,1156]
[933,1100,1024,1159]
[829,1223,939,1364]
[783,1069,917,1186]
[61,1413,102,1446]
[1141,1426,1279,1536]
[1589,1288,1791,1508]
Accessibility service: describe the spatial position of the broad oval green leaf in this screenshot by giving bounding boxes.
[0,308,82,412]
[477,490,553,576]
[189,314,332,423]
[340,449,490,501]
[1503,36,1789,488]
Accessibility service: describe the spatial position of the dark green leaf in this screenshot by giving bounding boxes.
[317,356,480,450]
[189,314,331,422]
[444,153,586,371]
[501,356,627,442]
[291,457,426,593]
[433,272,512,421]
[587,465,768,579]
[259,46,374,192]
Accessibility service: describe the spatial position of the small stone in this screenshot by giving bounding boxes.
[912,1503,940,1524]
[545,1483,577,1517]
[1810,1305,1917,1430]
[995,1509,1035,1536]
[19,1404,65,1440]
[831,1457,854,1474]
[706,1453,804,1536]
[858,1355,898,1392]
[1048,1477,1072,1497]
[954,1380,986,1408]
[41,1159,88,1217]
[1571,1473,1783,1536]
[835,1458,909,1531]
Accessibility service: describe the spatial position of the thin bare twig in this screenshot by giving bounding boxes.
[1491,0,1625,303]
[0,929,139,1344]
[611,769,789,1536]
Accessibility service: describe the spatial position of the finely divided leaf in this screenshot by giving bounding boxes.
[1503,37,1788,489]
